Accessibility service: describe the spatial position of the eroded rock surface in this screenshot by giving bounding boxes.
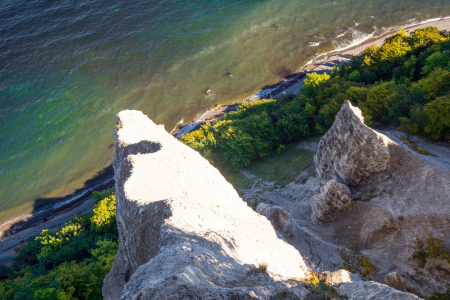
[310,179,352,222]
[385,272,409,292]
[256,203,293,233]
[322,269,362,285]
[307,101,450,296]
[314,101,391,186]
[103,110,310,300]
[337,281,422,300]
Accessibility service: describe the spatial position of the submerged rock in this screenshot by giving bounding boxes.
[103,110,309,300]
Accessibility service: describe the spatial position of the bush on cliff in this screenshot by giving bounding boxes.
[180,27,450,169]
[0,189,118,300]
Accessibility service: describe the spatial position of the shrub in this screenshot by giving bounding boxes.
[0,264,16,281]
[424,95,450,140]
[422,50,450,74]
[348,70,361,82]
[91,194,117,234]
[1,189,119,299]
[301,268,341,299]
[413,233,450,267]
[92,188,114,205]
[339,246,379,278]
[301,72,331,98]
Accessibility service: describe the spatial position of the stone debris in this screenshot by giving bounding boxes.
[256,203,293,233]
[338,281,423,300]
[310,178,352,222]
[385,272,410,292]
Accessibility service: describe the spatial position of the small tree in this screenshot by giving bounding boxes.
[300,73,330,98]
[399,117,419,139]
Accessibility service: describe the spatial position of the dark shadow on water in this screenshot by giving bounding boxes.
[1,165,115,238]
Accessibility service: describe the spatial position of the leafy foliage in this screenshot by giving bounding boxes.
[339,243,380,278]
[180,98,312,169]
[0,189,118,299]
[413,233,450,268]
[300,268,342,299]
[181,27,450,171]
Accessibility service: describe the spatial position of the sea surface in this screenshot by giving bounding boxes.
[1,0,450,225]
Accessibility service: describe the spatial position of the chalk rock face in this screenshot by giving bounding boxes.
[314,101,391,186]
[322,269,362,284]
[103,110,309,300]
[310,101,392,221]
[308,100,450,295]
[310,179,352,222]
[337,281,423,300]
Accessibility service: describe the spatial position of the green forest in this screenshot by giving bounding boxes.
[181,26,450,169]
[0,190,117,299]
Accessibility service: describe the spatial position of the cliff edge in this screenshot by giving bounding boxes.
[103,110,310,300]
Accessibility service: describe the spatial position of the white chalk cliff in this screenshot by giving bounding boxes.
[103,111,310,300]
[102,106,445,299]
[310,101,450,296]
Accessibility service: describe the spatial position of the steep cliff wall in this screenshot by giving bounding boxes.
[311,101,450,295]
[102,110,310,300]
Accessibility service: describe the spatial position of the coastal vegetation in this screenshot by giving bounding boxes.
[413,233,450,268]
[0,189,117,300]
[181,26,450,170]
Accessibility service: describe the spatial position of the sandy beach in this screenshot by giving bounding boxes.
[1,17,449,266]
[272,17,450,98]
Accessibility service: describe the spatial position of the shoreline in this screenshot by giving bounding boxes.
[0,176,114,265]
[172,16,450,137]
[1,16,450,266]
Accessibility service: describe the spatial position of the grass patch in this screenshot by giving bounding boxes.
[251,263,268,274]
[245,144,314,187]
[221,169,253,190]
[243,280,256,287]
[413,233,450,268]
[395,134,435,156]
[220,140,316,189]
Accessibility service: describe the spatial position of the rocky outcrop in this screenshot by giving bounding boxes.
[322,269,362,284]
[337,281,422,300]
[256,203,293,233]
[310,179,352,222]
[308,100,450,296]
[314,101,391,187]
[385,272,410,292]
[103,110,310,300]
[310,101,392,221]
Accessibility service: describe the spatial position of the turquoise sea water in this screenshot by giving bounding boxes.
[1,0,450,224]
